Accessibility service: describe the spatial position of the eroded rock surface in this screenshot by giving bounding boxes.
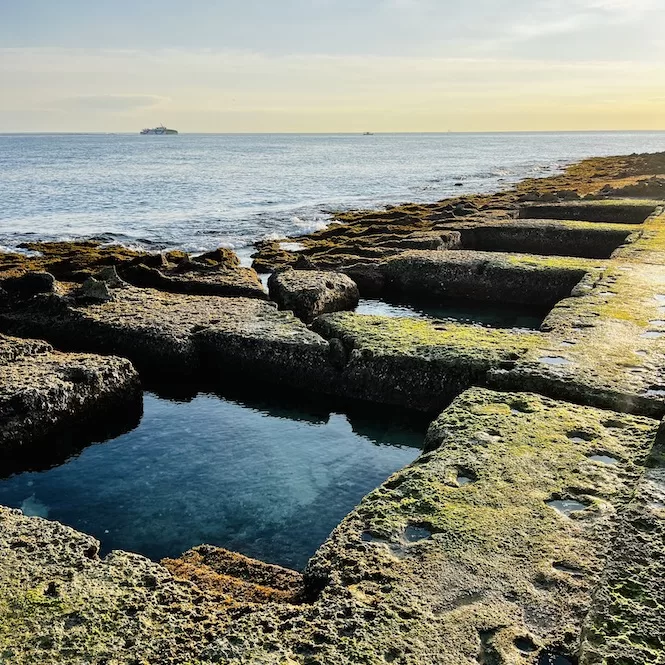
[0,333,140,457]
[2,388,660,664]
[268,269,360,322]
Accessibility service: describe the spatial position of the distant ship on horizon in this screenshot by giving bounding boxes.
[140,125,178,135]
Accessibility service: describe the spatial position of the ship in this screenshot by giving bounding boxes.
[140,125,178,135]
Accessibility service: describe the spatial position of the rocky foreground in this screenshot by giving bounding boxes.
[0,153,664,664]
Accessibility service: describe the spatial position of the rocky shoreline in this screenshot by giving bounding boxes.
[0,152,664,663]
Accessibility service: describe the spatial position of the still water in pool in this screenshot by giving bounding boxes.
[0,391,424,570]
[355,296,546,330]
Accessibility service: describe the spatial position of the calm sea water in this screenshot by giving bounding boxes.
[1,132,664,256]
[0,391,424,569]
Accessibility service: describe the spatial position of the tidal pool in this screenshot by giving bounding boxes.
[355,297,546,330]
[0,390,425,570]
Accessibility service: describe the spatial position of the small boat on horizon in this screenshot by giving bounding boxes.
[362,131,374,135]
[140,125,178,135]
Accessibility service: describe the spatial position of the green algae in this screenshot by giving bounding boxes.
[315,311,542,358]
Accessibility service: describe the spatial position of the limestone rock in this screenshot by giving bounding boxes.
[122,263,267,299]
[77,277,113,303]
[268,269,360,322]
[0,333,140,456]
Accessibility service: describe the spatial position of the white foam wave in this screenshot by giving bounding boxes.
[289,216,330,236]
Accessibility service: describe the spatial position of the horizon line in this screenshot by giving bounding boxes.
[2,129,665,136]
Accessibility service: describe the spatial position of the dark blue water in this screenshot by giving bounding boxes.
[1,132,664,256]
[0,391,424,570]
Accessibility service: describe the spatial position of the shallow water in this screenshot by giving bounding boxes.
[0,391,425,570]
[356,297,546,330]
[1,132,664,254]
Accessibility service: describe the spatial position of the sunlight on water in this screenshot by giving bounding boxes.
[1,132,663,253]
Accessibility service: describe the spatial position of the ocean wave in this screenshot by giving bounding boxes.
[289,216,330,236]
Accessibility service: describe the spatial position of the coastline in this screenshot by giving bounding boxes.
[0,151,664,663]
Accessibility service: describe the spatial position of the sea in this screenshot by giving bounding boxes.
[1,132,664,262]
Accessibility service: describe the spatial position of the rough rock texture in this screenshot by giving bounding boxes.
[122,263,267,299]
[2,156,665,664]
[0,333,141,457]
[519,200,659,224]
[1,388,661,664]
[456,219,633,259]
[250,154,665,273]
[382,249,597,306]
[0,506,233,664]
[311,312,542,411]
[0,241,268,300]
[163,545,304,604]
[268,269,360,322]
[0,284,331,381]
[489,205,665,418]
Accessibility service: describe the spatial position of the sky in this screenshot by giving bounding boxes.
[1,0,664,132]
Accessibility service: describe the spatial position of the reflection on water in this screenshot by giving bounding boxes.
[356,297,546,330]
[0,390,425,570]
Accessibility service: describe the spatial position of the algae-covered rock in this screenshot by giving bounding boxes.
[0,507,231,665]
[204,387,661,664]
[163,545,304,604]
[122,263,267,299]
[519,200,659,224]
[311,312,542,410]
[382,249,597,306]
[489,260,665,418]
[579,463,665,664]
[0,285,333,385]
[268,268,360,322]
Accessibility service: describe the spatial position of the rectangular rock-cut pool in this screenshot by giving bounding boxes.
[356,296,547,330]
[0,390,425,570]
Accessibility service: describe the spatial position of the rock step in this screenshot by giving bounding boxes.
[163,545,304,604]
[208,387,664,663]
[0,333,141,459]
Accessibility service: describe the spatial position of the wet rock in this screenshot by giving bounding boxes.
[456,219,632,259]
[519,201,658,225]
[193,246,241,268]
[311,312,542,410]
[0,285,333,384]
[380,230,461,251]
[382,249,594,306]
[341,262,386,297]
[268,269,360,322]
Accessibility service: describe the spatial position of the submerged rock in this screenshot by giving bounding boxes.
[268,269,360,322]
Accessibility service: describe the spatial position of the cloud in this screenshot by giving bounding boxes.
[0,47,664,131]
[53,94,165,112]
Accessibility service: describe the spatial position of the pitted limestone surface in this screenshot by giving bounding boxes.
[0,333,140,455]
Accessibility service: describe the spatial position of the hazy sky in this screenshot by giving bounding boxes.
[1,0,664,132]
